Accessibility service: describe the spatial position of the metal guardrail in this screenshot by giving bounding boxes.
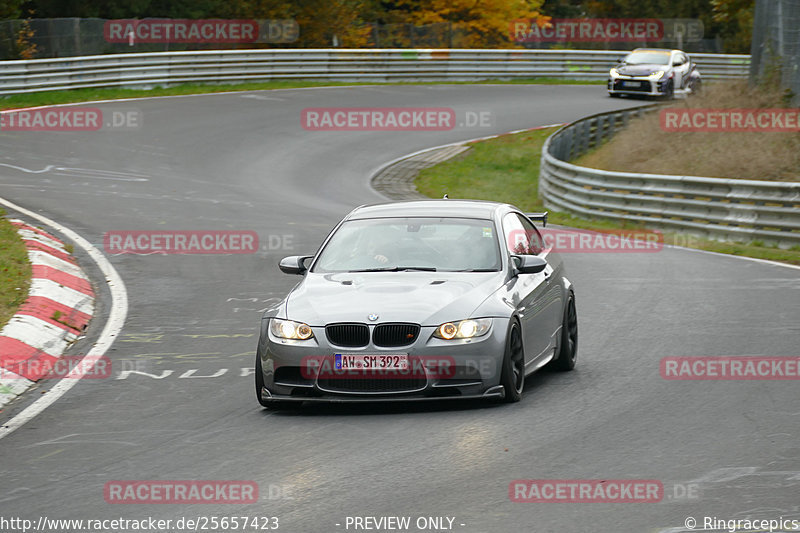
[0,48,750,95]
[539,106,800,247]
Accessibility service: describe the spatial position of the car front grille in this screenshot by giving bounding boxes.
[373,323,420,347]
[324,322,420,347]
[326,323,370,347]
[612,79,651,92]
[317,376,427,393]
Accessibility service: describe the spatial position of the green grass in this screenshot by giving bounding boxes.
[573,81,800,182]
[415,128,800,266]
[0,78,603,110]
[0,210,31,328]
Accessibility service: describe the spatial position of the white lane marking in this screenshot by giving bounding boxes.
[545,222,800,273]
[0,197,128,440]
[0,84,400,114]
[239,94,285,101]
[114,367,251,380]
[666,244,800,272]
[0,164,149,182]
[0,164,56,173]
[51,168,150,181]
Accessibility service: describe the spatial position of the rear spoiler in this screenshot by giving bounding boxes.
[525,211,548,228]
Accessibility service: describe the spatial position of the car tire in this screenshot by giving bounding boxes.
[690,78,702,95]
[498,320,525,403]
[661,80,674,100]
[255,350,302,410]
[549,292,578,371]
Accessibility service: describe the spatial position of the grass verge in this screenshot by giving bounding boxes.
[0,210,32,328]
[0,78,603,111]
[415,127,800,265]
[575,81,800,181]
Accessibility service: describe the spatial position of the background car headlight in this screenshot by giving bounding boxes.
[609,68,619,78]
[433,318,492,340]
[648,70,665,80]
[270,318,314,340]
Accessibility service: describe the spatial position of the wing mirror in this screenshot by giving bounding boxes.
[511,255,548,275]
[279,255,313,275]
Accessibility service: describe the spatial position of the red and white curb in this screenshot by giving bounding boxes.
[0,220,94,409]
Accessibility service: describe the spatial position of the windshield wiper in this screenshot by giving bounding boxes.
[450,268,498,272]
[348,266,437,272]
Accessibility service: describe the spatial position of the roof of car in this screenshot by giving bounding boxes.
[347,199,511,220]
[631,48,678,53]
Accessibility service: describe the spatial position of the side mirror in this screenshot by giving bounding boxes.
[673,60,682,66]
[279,255,313,275]
[511,255,548,275]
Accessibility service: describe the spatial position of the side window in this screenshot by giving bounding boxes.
[523,217,545,255]
[502,214,544,255]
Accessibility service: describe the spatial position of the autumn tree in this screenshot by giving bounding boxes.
[710,0,754,52]
[0,0,25,19]
[380,0,546,47]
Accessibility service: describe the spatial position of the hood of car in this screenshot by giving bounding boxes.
[286,272,503,326]
[616,63,667,77]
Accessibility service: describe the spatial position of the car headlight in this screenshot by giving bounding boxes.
[270,318,314,340]
[648,70,665,80]
[433,318,492,340]
[609,68,619,78]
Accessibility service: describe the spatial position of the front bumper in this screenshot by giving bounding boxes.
[607,77,670,96]
[259,318,510,403]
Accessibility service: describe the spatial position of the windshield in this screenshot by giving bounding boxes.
[312,217,501,272]
[623,51,671,65]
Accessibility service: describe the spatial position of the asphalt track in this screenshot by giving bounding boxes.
[0,85,798,533]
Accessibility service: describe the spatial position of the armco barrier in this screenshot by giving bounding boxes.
[539,106,800,247]
[0,49,750,95]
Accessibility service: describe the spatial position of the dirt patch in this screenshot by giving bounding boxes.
[577,82,800,181]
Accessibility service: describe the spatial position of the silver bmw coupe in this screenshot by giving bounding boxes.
[255,199,577,408]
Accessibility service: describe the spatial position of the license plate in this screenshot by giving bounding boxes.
[622,81,642,87]
[334,354,409,370]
